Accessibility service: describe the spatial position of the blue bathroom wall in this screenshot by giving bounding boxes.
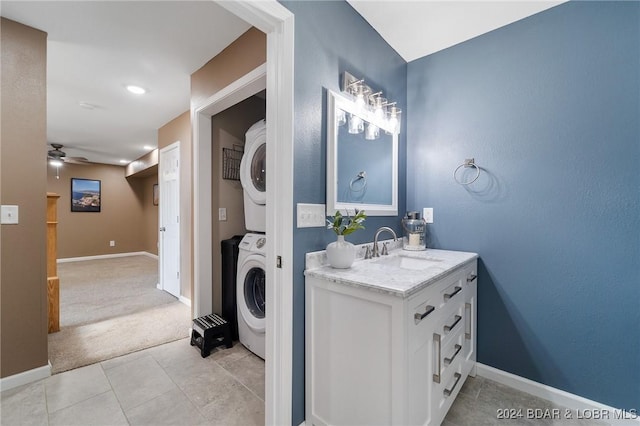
[407,1,639,410]
[279,1,407,423]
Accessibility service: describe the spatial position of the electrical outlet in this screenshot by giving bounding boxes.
[297,203,326,228]
[218,207,227,221]
[0,205,19,224]
[423,208,434,224]
[110,240,116,247]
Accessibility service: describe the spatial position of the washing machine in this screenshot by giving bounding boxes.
[236,233,266,359]
[240,119,266,233]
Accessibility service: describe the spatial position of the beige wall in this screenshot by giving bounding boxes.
[191,27,266,110]
[140,174,158,255]
[0,18,49,378]
[191,27,266,312]
[47,163,151,259]
[158,111,191,299]
[211,96,266,314]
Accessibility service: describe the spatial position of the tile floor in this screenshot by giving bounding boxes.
[2,338,607,426]
[444,375,608,426]
[1,338,264,426]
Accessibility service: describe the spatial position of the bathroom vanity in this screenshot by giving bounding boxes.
[305,247,478,426]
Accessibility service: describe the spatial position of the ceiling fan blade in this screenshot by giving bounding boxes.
[63,157,91,165]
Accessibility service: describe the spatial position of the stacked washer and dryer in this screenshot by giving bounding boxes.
[236,119,267,359]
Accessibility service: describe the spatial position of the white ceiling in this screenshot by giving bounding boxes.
[1,1,251,165]
[2,1,564,166]
[347,1,564,62]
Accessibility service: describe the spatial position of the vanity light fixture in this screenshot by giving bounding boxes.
[339,71,401,139]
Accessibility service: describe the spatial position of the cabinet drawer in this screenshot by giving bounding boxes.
[439,274,465,308]
[408,277,451,350]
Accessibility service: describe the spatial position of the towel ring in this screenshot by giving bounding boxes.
[349,171,367,192]
[453,158,480,185]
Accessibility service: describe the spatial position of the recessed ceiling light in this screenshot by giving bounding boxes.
[119,159,129,164]
[143,145,155,150]
[126,85,146,95]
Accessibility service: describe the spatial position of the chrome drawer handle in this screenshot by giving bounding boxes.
[414,305,435,324]
[432,333,441,384]
[444,286,462,301]
[444,344,462,366]
[444,315,462,333]
[467,274,477,283]
[465,302,472,340]
[443,373,462,397]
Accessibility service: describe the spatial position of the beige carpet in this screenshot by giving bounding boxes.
[49,256,191,374]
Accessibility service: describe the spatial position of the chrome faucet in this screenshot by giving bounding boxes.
[372,226,398,257]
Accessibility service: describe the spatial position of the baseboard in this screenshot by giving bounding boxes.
[0,362,51,392]
[476,363,639,424]
[141,252,158,259]
[58,251,157,263]
[179,296,191,307]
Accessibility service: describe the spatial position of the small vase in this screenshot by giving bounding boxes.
[326,235,356,269]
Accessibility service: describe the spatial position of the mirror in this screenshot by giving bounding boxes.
[326,89,398,216]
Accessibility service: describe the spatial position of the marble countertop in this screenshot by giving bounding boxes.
[305,244,478,298]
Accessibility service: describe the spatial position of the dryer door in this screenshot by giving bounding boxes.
[237,254,266,333]
[240,126,266,205]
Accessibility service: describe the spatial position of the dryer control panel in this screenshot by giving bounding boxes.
[239,233,267,255]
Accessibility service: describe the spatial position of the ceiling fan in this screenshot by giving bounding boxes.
[47,143,90,165]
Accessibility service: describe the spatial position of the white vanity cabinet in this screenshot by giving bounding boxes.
[305,250,477,426]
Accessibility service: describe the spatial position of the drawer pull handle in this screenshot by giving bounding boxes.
[444,344,462,366]
[465,303,472,340]
[414,305,435,324]
[444,315,462,333]
[444,286,462,301]
[432,333,441,384]
[467,274,477,283]
[443,373,462,397]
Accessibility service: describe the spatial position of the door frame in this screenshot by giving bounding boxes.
[158,141,181,299]
[194,2,294,425]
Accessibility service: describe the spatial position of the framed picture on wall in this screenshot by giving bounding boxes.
[153,184,159,206]
[71,178,101,212]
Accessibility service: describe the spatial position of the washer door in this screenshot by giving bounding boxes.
[237,254,266,333]
[240,128,266,205]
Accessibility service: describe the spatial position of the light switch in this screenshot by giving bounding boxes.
[297,203,326,228]
[1,205,19,224]
[218,208,227,221]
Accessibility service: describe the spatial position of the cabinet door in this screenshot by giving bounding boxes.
[463,261,478,377]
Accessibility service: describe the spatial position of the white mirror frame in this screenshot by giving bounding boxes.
[326,89,398,216]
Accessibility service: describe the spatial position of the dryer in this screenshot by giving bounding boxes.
[236,233,266,359]
[240,119,266,233]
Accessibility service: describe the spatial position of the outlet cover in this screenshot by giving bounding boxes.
[297,203,326,228]
[218,207,227,221]
[0,205,19,224]
[110,240,116,247]
[423,208,434,224]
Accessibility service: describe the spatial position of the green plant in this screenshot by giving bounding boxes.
[326,209,366,236]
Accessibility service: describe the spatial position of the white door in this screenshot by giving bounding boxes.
[159,142,180,298]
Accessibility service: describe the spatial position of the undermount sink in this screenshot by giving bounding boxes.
[372,253,444,270]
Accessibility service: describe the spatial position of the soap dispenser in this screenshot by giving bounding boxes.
[402,211,426,251]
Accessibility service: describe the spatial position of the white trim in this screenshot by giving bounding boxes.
[201,3,295,425]
[0,362,51,392]
[57,252,155,263]
[179,296,191,307]
[477,363,640,424]
[192,63,267,318]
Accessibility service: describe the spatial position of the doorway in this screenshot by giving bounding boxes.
[195,2,294,423]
